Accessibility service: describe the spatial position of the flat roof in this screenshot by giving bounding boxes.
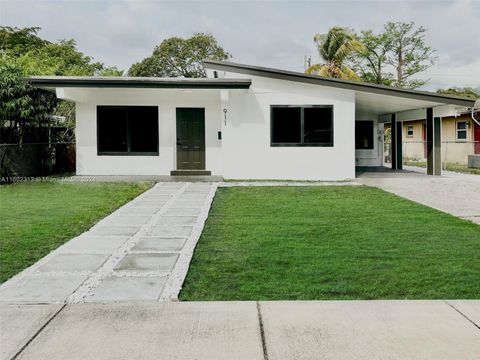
[204,60,476,108]
[26,76,252,89]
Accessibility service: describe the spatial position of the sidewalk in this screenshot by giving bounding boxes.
[2,300,479,360]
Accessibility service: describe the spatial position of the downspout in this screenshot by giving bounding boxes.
[471,100,480,126]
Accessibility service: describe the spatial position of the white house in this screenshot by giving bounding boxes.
[29,61,475,180]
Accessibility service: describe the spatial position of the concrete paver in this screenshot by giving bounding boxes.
[0,304,63,360]
[156,216,198,225]
[260,300,480,360]
[117,206,160,215]
[164,208,201,216]
[99,215,151,226]
[131,237,186,252]
[148,225,193,237]
[0,275,87,303]
[85,277,167,302]
[37,254,108,273]
[90,225,141,236]
[61,235,130,253]
[14,302,263,360]
[170,200,206,208]
[114,253,179,274]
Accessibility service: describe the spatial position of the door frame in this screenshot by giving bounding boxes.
[175,107,206,170]
[474,121,480,155]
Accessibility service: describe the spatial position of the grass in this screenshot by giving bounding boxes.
[180,186,480,300]
[404,160,480,175]
[0,181,151,283]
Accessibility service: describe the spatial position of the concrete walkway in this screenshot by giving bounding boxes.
[357,167,480,224]
[0,182,217,304]
[1,300,479,360]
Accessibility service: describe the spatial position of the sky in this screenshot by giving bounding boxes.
[1,0,479,91]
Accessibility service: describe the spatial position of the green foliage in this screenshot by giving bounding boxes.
[0,64,57,141]
[384,22,437,89]
[306,27,365,80]
[0,26,122,143]
[0,26,47,56]
[0,27,123,76]
[348,22,437,88]
[436,87,480,100]
[349,30,394,86]
[128,33,231,77]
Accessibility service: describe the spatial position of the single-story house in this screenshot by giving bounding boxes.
[384,113,480,165]
[28,61,476,180]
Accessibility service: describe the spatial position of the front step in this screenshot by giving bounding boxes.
[170,170,212,176]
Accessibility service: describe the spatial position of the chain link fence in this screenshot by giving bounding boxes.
[384,140,480,174]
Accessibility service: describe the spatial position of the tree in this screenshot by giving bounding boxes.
[0,64,57,145]
[0,27,122,77]
[348,30,394,86]
[0,26,47,56]
[436,87,479,100]
[0,26,123,144]
[306,26,365,80]
[128,33,231,77]
[384,22,436,89]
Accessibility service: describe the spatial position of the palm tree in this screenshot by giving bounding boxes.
[306,27,365,80]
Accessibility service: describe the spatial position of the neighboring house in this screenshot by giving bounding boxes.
[27,61,476,180]
[391,114,480,165]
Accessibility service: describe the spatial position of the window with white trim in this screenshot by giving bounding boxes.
[456,120,467,141]
[407,125,414,137]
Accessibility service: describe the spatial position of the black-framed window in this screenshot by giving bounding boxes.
[355,121,374,150]
[97,106,159,155]
[270,105,333,147]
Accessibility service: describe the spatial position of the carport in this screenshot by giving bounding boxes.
[354,84,475,175]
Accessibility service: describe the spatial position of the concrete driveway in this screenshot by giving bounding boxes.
[357,167,480,224]
[2,300,479,360]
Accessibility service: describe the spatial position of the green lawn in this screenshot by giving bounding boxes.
[180,186,480,300]
[0,181,151,283]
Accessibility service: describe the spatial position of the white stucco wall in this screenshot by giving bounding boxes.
[67,74,357,180]
[72,88,223,176]
[354,109,383,167]
[219,74,356,180]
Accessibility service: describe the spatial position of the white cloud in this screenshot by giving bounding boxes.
[1,0,479,90]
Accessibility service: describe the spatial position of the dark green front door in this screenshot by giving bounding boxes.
[176,108,206,170]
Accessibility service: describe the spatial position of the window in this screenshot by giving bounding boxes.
[407,125,414,137]
[97,106,158,155]
[355,121,374,150]
[271,105,333,146]
[456,120,467,141]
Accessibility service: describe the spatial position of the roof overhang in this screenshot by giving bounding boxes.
[25,76,252,90]
[204,60,476,111]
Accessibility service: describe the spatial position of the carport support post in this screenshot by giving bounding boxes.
[390,114,403,170]
[426,107,442,175]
